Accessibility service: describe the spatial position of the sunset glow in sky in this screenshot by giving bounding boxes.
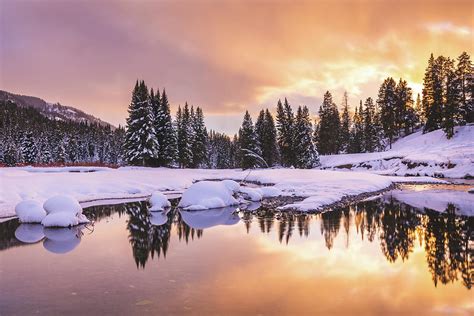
[1,0,472,133]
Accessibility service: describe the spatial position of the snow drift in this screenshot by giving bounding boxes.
[178,181,239,210]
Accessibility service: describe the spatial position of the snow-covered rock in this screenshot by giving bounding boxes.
[43,227,82,254]
[43,195,82,215]
[149,191,171,212]
[468,188,474,194]
[180,206,240,229]
[178,181,239,210]
[15,200,46,223]
[14,224,45,243]
[42,212,80,227]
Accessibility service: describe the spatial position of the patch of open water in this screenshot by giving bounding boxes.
[0,185,472,315]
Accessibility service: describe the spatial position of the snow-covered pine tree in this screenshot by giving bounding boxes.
[154,89,177,166]
[124,80,158,166]
[276,98,295,167]
[395,79,414,136]
[239,111,261,169]
[255,109,279,167]
[377,77,397,148]
[294,106,319,168]
[263,109,279,166]
[317,91,340,154]
[176,103,194,168]
[21,131,38,164]
[339,92,351,153]
[423,55,444,133]
[363,97,378,152]
[443,58,460,138]
[456,52,473,124]
[349,101,364,153]
[191,107,208,168]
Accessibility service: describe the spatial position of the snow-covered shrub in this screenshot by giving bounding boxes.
[42,212,80,227]
[15,200,47,223]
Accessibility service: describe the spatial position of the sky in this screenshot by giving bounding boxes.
[1,0,472,134]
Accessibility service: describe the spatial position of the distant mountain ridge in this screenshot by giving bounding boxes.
[0,90,113,127]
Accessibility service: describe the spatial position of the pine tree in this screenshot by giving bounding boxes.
[124,80,158,166]
[294,106,320,168]
[363,97,378,152]
[443,58,459,138]
[256,109,279,167]
[176,103,194,168]
[395,79,414,135]
[349,102,364,153]
[191,107,208,168]
[21,131,38,164]
[423,55,444,132]
[339,92,351,153]
[317,91,340,154]
[456,52,474,124]
[377,77,397,148]
[276,98,295,166]
[239,111,261,169]
[154,89,177,166]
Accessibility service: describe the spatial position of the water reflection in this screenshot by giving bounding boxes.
[0,195,472,289]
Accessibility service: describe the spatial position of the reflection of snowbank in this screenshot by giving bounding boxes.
[149,211,169,226]
[180,207,240,229]
[388,189,474,216]
[14,224,45,243]
[43,226,83,254]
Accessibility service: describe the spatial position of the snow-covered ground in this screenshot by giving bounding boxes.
[320,125,474,178]
[0,167,445,218]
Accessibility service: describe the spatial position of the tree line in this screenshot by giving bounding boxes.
[0,101,124,166]
[1,52,471,168]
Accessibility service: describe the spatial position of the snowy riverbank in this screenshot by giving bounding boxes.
[0,167,447,218]
[320,125,474,178]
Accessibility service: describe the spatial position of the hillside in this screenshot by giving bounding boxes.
[320,125,474,178]
[0,90,112,127]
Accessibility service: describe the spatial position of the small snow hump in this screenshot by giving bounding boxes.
[43,195,82,215]
[15,200,47,223]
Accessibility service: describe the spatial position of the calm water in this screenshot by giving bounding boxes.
[0,188,472,315]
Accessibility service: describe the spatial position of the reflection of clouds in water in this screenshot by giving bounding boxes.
[42,226,84,254]
[14,224,45,243]
[180,206,240,230]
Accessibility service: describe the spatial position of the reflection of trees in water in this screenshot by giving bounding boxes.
[424,204,472,289]
[2,197,471,289]
[379,198,420,263]
[124,202,203,269]
[175,211,203,243]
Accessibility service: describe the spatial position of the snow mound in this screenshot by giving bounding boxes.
[15,200,47,223]
[468,188,474,194]
[14,224,45,243]
[43,227,82,254]
[260,186,282,198]
[178,181,238,210]
[222,180,241,193]
[239,187,263,201]
[180,206,240,229]
[43,195,82,215]
[149,211,169,226]
[149,192,171,212]
[42,212,80,227]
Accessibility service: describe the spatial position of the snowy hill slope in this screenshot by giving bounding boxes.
[0,90,112,127]
[320,125,474,178]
